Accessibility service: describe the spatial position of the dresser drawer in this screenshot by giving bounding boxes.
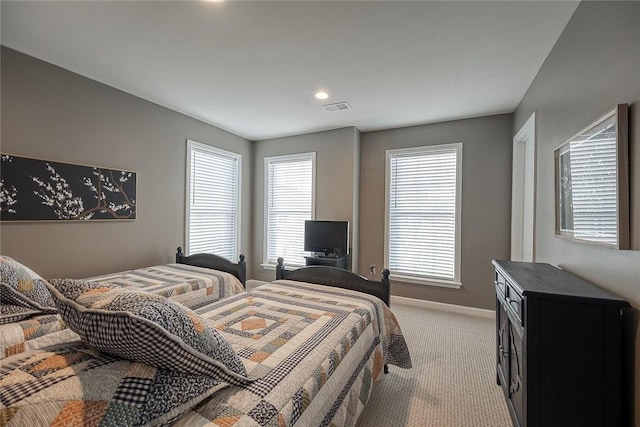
[505,285,523,325]
[495,271,507,297]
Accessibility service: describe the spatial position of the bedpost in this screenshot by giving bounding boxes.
[383,268,391,375]
[238,254,247,288]
[176,247,184,263]
[381,268,391,308]
[276,257,285,280]
[381,268,391,372]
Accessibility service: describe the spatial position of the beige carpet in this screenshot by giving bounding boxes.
[357,302,513,427]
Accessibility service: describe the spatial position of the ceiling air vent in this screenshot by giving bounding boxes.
[322,102,351,112]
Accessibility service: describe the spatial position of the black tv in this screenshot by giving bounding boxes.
[304,220,349,256]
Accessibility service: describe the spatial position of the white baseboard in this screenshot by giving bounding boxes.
[390,295,495,319]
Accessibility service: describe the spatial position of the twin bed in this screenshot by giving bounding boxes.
[0,249,410,426]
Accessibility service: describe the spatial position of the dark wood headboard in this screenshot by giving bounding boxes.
[275,257,390,306]
[176,247,247,287]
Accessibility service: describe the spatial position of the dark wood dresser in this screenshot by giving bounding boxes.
[492,260,630,427]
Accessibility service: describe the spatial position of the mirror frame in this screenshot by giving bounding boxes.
[554,103,629,249]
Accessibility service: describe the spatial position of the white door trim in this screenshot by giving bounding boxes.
[511,113,536,262]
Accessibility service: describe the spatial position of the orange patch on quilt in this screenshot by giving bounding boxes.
[323,312,337,318]
[187,312,206,333]
[81,288,114,296]
[307,313,321,320]
[319,366,327,386]
[249,351,270,362]
[241,318,266,331]
[22,326,37,340]
[31,353,85,372]
[5,343,24,357]
[372,349,383,379]
[51,400,108,427]
[213,415,243,426]
[17,279,35,293]
[278,413,286,427]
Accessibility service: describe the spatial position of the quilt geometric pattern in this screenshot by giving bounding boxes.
[0,343,228,426]
[1,264,245,362]
[0,314,67,359]
[172,280,411,426]
[46,279,250,383]
[88,263,245,310]
[1,279,411,427]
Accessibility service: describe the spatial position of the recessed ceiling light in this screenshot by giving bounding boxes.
[204,0,224,3]
[314,91,329,100]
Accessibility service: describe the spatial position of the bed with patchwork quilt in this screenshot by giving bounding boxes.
[0,256,411,426]
[0,250,246,360]
[88,262,245,310]
[173,279,411,426]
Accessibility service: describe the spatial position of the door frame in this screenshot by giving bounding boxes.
[511,112,536,262]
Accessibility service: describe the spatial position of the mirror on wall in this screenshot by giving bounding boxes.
[554,104,629,249]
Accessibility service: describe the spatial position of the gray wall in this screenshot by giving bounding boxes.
[513,2,640,423]
[252,127,359,282]
[359,114,513,310]
[0,47,253,279]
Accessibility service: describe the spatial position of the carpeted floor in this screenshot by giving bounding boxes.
[357,302,513,427]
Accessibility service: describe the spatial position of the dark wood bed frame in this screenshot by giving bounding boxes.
[275,257,390,307]
[175,247,247,288]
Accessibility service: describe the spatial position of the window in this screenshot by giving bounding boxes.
[264,153,315,267]
[385,143,462,287]
[186,140,241,260]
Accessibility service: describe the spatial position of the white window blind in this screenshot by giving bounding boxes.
[186,140,241,260]
[385,143,461,285]
[559,116,618,244]
[265,153,315,266]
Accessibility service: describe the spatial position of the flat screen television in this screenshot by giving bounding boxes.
[304,220,349,256]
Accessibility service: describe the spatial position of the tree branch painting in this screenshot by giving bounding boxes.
[1,154,136,221]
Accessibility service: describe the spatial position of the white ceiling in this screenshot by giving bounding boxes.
[1,1,579,141]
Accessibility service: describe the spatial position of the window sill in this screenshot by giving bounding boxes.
[390,274,462,289]
[262,262,304,271]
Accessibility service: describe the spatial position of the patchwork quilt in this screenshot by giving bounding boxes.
[0,314,77,360]
[174,279,411,427]
[1,264,245,361]
[0,280,410,426]
[0,342,228,426]
[87,263,245,310]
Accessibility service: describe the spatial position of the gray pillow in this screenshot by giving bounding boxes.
[0,256,56,313]
[47,278,251,386]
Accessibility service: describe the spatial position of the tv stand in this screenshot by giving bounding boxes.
[305,255,348,269]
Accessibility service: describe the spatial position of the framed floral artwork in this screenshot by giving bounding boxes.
[0,154,136,221]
